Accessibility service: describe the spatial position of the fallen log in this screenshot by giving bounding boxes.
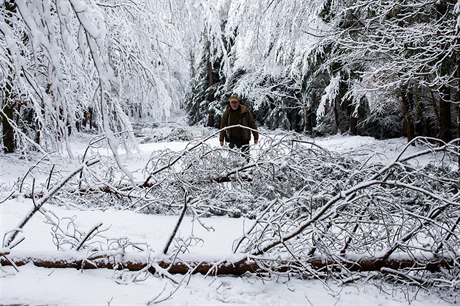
[0,252,259,275]
[1,251,456,275]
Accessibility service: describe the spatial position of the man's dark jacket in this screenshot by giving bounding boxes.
[219,104,259,143]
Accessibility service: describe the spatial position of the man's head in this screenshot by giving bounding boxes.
[229,94,240,110]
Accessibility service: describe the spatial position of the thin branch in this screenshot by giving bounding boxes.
[163,191,189,254]
[76,222,104,251]
[3,159,100,248]
[19,153,52,193]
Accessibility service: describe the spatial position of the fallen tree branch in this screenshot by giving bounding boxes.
[163,191,189,254]
[381,267,434,286]
[19,153,53,193]
[76,222,104,251]
[3,159,100,248]
[142,125,264,187]
[1,251,456,275]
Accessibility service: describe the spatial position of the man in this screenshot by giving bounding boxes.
[219,94,259,161]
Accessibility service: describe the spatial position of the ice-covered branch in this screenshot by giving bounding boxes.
[3,159,100,248]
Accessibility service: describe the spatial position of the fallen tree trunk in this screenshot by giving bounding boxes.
[0,252,258,275]
[1,251,456,275]
[14,173,247,201]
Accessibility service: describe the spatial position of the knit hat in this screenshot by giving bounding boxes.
[229,94,239,102]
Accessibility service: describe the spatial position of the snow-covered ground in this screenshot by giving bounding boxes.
[4,263,450,306]
[0,122,456,305]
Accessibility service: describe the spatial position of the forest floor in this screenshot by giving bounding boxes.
[0,116,457,305]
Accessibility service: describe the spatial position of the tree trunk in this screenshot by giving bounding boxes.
[89,107,93,129]
[0,252,454,275]
[206,41,215,103]
[438,27,453,142]
[2,1,17,153]
[439,93,452,143]
[206,110,215,127]
[2,100,15,153]
[413,88,423,137]
[347,101,357,135]
[436,0,454,143]
[303,104,313,135]
[2,53,15,153]
[332,98,340,134]
[400,86,415,142]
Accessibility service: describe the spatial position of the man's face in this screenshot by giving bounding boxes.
[229,99,239,110]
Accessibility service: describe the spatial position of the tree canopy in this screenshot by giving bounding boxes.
[1,0,459,154]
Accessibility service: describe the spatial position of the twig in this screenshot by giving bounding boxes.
[46,164,55,190]
[163,191,189,254]
[3,159,100,248]
[0,253,19,272]
[381,267,433,286]
[19,153,52,193]
[76,222,104,251]
[0,191,15,205]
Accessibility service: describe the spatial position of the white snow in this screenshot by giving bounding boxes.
[0,126,455,305]
[3,264,449,306]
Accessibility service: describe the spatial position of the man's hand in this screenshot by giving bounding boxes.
[220,140,224,146]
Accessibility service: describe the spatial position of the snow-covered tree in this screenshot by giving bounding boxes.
[0,0,195,155]
[184,0,459,140]
[309,0,459,139]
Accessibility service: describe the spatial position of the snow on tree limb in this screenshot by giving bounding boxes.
[2,131,459,294]
[2,159,100,248]
[0,250,456,276]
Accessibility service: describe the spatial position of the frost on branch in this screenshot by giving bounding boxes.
[2,130,460,299]
[138,132,459,294]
